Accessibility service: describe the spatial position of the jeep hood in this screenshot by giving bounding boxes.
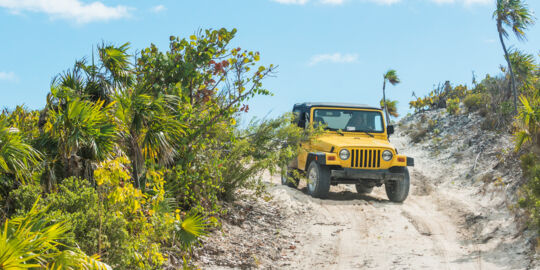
[314,135,393,151]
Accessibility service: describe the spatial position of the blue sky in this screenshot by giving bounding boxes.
[0,0,539,122]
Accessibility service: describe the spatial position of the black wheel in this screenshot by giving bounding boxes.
[355,183,374,194]
[385,167,410,203]
[307,162,331,198]
[281,167,299,188]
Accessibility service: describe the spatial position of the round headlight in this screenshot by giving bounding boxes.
[382,150,393,161]
[339,149,350,160]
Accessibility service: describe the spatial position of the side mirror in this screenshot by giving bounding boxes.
[387,125,394,135]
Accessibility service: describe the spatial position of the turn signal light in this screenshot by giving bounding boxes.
[397,157,405,162]
[327,156,336,161]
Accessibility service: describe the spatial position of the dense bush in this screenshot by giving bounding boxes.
[463,93,487,112]
[0,197,111,269]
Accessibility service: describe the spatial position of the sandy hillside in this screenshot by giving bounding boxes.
[195,109,538,270]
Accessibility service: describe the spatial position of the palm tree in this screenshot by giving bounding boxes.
[493,0,535,112]
[380,99,399,119]
[114,87,184,188]
[43,98,116,183]
[508,48,538,95]
[382,69,400,124]
[0,119,41,182]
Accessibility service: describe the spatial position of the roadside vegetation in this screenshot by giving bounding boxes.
[0,28,310,268]
[409,0,540,236]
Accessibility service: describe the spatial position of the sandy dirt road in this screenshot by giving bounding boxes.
[267,130,534,270]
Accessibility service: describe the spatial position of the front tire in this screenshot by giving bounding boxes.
[307,162,331,198]
[385,167,410,203]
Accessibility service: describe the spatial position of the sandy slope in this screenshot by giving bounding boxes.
[266,114,536,270]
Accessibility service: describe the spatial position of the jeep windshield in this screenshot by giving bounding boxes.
[313,109,384,133]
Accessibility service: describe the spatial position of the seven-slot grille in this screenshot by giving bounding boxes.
[350,149,381,169]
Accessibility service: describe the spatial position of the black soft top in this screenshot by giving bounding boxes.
[293,102,381,111]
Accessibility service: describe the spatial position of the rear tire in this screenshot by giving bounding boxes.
[355,183,374,194]
[385,167,410,203]
[281,167,299,188]
[307,162,331,198]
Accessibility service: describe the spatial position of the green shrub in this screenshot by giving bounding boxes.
[10,178,132,267]
[0,198,111,269]
[463,93,486,112]
[518,153,540,234]
[446,97,460,115]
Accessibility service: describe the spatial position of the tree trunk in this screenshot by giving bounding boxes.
[382,79,390,125]
[129,134,144,188]
[498,21,518,113]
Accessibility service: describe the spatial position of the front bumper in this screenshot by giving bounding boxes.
[331,168,405,182]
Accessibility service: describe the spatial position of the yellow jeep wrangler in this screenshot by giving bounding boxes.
[282,102,414,202]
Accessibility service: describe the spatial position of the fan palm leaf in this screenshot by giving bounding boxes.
[0,198,111,269]
[175,213,208,249]
[0,119,42,182]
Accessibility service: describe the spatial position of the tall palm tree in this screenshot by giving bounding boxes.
[493,0,535,112]
[382,69,400,125]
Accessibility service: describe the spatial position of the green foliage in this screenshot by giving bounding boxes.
[409,82,468,113]
[0,119,41,183]
[176,213,208,249]
[0,198,110,269]
[519,153,540,235]
[463,93,487,112]
[384,69,400,85]
[514,95,540,150]
[219,115,312,201]
[380,99,399,118]
[446,97,461,115]
[494,0,535,41]
[0,28,307,268]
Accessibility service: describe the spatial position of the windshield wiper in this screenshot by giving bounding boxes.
[336,129,345,136]
[360,131,374,138]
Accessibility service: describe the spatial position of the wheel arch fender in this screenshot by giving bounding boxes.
[305,152,326,169]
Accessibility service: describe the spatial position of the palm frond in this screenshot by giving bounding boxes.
[0,198,112,269]
[495,0,535,41]
[0,119,42,182]
[175,213,208,249]
[384,69,400,85]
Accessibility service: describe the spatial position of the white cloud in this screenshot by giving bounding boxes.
[309,53,359,66]
[0,0,131,24]
[151,4,165,13]
[0,71,16,81]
